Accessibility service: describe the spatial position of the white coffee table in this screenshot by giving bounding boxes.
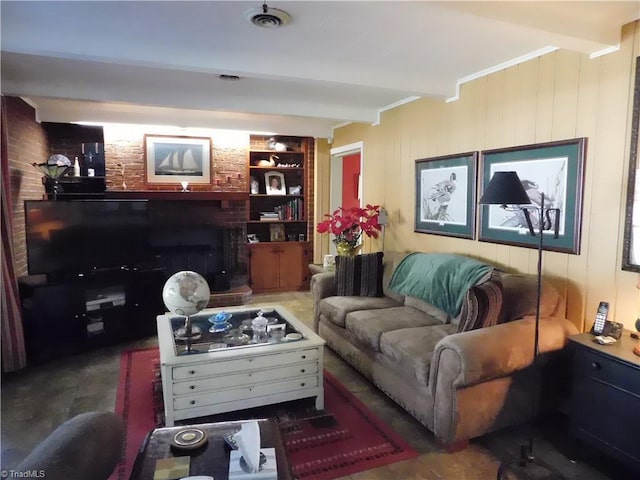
[157,304,325,426]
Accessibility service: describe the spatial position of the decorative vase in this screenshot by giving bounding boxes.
[335,242,359,256]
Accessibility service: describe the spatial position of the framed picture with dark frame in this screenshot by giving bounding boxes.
[144,134,211,185]
[415,151,478,239]
[479,138,587,254]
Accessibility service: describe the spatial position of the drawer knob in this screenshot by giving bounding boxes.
[189,370,196,375]
[190,400,196,405]
[189,385,195,390]
[301,382,306,387]
[301,369,305,373]
[301,355,306,359]
[591,361,602,370]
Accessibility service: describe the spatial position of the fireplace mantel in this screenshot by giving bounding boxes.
[105,191,248,202]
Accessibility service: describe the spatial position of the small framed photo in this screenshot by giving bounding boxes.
[265,171,286,195]
[144,134,211,185]
[269,223,285,242]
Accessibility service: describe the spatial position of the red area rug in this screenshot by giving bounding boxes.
[110,347,418,480]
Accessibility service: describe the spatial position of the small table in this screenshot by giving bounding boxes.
[129,419,294,480]
[568,331,640,471]
[157,304,325,426]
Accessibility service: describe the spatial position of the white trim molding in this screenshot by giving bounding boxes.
[589,44,620,59]
[330,141,364,158]
[373,96,421,126]
[446,46,559,103]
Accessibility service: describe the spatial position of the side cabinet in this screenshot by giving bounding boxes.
[569,333,640,472]
[19,269,165,364]
[248,242,312,293]
[20,282,86,364]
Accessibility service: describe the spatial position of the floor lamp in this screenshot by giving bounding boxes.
[480,171,565,480]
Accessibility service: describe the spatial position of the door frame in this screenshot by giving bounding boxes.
[328,141,364,255]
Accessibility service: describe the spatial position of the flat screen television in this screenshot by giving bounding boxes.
[25,199,150,276]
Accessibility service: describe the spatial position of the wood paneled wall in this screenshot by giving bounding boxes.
[328,22,640,332]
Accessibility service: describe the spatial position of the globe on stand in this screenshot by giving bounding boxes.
[162,271,211,354]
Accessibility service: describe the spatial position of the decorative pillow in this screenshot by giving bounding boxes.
[457,273,503,332]
[335,252,384,297]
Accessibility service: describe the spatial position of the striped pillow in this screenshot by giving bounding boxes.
[335,252,384,297]
[457,272,503,332]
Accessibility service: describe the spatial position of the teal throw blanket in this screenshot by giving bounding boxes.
[389,253,493,317]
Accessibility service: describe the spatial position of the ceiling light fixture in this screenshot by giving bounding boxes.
[245,2,291,28]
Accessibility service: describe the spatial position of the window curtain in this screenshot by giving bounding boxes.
[1,97,27,372]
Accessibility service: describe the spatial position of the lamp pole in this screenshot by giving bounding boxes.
[479,172,564,479]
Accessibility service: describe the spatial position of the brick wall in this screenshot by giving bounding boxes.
[4,105,313,284]
[103,127,252,283]
[306,140,315,242]
[4,97,49,278]
[103,127,249,192]
[148,200,248,282]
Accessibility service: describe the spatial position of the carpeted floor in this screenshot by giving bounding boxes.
[111,346,418,480]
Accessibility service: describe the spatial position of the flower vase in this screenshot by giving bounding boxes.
[336,242,359,256]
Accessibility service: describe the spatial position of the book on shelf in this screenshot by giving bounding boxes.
[259,211,280,222]
[274,198,304,221]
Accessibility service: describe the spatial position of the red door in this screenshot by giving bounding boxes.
[341,153,360,210]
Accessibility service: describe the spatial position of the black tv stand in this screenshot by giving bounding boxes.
[18,268,165,365]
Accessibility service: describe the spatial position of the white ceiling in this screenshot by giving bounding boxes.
[2,1,638,138]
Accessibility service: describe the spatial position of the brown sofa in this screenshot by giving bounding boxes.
[311,251,577,447]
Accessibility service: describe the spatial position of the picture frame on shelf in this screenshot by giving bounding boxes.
[414,151,478,239]
[269,223,285,242]
[479,138,586,254]
[144,135,211,185]
[265,171,286,195]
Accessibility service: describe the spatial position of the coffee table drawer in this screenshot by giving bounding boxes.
[171,348,320,380]
[173,361,319,395]
[173,374,320,410]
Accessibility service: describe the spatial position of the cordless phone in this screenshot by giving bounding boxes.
[592,301,609,335]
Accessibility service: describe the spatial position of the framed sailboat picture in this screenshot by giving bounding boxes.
[144,135,211,185]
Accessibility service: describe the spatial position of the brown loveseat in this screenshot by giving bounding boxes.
[311,251,577,448]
